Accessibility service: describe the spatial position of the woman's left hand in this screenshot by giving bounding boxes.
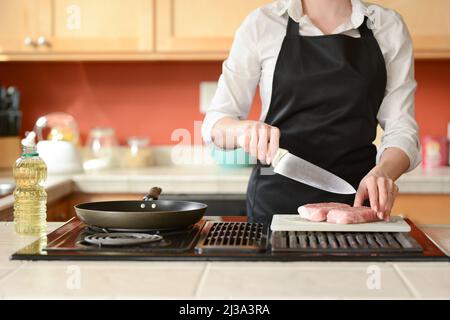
[354,166,399,221]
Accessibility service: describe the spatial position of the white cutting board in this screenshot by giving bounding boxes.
[271,214,411,233]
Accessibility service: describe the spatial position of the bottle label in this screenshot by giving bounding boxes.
[21,153,39,157]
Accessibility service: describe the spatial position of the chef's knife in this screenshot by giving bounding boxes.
[271,148,356,194]
[237,136,356,194]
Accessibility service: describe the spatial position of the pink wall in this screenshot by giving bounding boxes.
[0,60,448,145]
[415,61,450,138]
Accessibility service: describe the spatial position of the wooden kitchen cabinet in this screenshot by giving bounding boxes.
[46,195,72,222]
[1,0,449,60]
[155,0,450,59]
[46,193,140,222]
[0,0,154,59]
[0,0,40,53]
[40,0,154,53]
[155,0,269,55]
[393,194,450,225]
[372,0,450,58]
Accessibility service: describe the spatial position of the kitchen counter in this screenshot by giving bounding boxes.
[71,166,252,194]
[1,165,450,223]
[2,164,450,198]
[0,221,449,299]
[64,165,450,195]
[0,175,73,212]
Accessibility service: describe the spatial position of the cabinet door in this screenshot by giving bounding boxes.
[0,0,39,53]
[393,194,450,224]
[372,0,450,58]
[39,0,154,53]
[156,0,269,53]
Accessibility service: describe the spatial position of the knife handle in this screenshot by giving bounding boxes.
[237,135,288,166]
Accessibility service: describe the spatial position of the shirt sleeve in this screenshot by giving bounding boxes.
[376,11,421,172]
[201,12,262,144]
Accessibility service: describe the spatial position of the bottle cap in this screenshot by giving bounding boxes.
[21,131,38,156]
[21,131,36,147]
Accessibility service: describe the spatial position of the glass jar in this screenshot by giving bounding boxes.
[84,127,118,171]
[34,112,80,144]
[123,136,153,168]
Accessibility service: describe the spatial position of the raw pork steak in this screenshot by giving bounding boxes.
[327,206,380,224]
[298,202,351,222]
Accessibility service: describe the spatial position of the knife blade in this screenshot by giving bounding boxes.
[272,148,356,194]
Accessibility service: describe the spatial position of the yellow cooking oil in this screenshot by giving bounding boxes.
[13,133,47,236]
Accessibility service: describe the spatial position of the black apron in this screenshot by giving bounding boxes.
[247,16,387,223]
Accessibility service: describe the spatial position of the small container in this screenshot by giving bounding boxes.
[210,147,256,167]
[0,136,20,169]
[421,136,448,168]
[34,112,80,144]
[34,112,83,174]
[123,136,153,168]
[84,127,118,171]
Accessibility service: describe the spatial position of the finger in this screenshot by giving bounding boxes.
[384,182,398,221]
[249,125,259,159]
[366,177,379,212]
[353,184,367,207]
[377,178,388,219]
[241,129,251,152]
[257,126,269,163]
[267,127,280,165]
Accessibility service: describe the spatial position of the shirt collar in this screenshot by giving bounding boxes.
[274,0,368,28]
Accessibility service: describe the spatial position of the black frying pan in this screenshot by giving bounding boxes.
[75,187,207,230]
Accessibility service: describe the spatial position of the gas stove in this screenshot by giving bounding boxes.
[11,216,449,262]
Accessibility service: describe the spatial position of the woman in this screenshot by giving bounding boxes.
[202,0,420,223]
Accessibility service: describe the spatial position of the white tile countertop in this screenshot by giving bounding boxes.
[72,165,450,195]
[0,175,73,212]
[396,166,450,194]
[71,166,252,194]
[0,222,449,299]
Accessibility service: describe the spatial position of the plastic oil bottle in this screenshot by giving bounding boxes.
[13,132,48,236]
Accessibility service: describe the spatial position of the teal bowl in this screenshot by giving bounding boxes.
[210,147,256,167]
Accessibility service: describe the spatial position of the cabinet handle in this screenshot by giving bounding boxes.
[37,36,50,47]
[24,37,36,47]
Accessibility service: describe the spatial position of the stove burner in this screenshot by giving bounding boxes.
[84,233,163,246]
[88,225,193,234]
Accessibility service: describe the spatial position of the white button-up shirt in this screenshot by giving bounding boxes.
[202,0,421,171]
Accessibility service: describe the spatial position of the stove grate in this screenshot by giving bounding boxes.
[195,222,268,253]
[271,231,422,253]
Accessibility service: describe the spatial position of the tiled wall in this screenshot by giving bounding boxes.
[0,60,448,145]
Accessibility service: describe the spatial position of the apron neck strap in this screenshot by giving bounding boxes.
[357,16,373,37]
[286,17,300,36]
[286,16,373,38]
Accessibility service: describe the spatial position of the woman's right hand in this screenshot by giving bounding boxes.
[238,120,280,165]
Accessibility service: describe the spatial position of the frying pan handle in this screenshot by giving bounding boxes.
[143,187,162,201]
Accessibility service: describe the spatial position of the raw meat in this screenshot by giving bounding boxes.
[298,202,351,222]
[326,206,380,224]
